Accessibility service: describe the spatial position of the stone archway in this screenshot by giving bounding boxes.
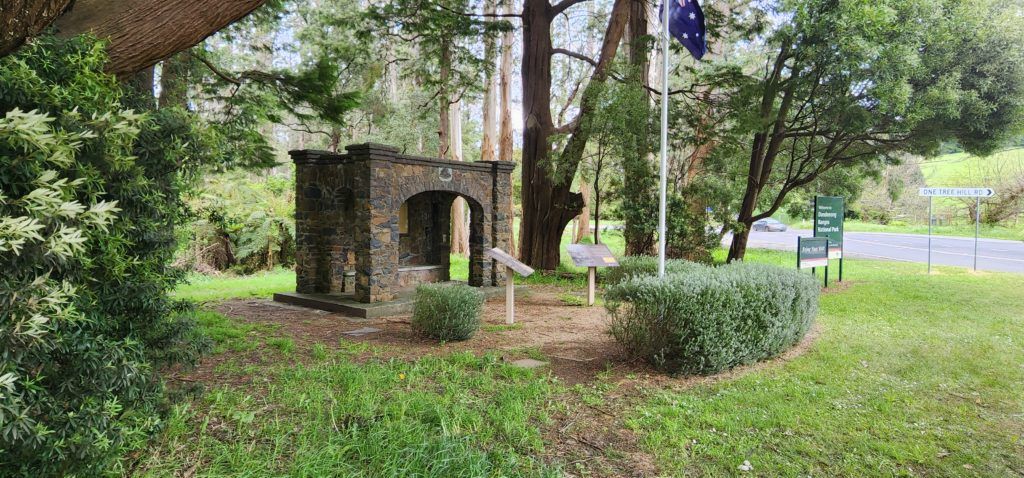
[392,190,489,288]
[289,143,514,304]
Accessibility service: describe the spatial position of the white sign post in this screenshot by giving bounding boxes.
[485,248,534,324]
[919,187,995,272]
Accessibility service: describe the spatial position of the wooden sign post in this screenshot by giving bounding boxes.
[566,244,620,306]
[484,248,534,324]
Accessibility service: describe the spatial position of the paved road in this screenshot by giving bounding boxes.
[729,229,1024,274]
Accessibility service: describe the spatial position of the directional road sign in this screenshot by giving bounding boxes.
[919,187,995,272]
[919,187,995,198]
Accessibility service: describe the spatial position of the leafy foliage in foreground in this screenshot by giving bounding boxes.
[411,283,485,341]
[606,261,819,375]
[0,36,224,475]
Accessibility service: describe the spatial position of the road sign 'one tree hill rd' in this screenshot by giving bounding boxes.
[918,187,995,197]
[918,187,995,272]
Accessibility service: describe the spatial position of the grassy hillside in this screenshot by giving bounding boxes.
[920,148,1024,185]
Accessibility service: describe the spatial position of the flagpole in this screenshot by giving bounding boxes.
[658,1,670,278]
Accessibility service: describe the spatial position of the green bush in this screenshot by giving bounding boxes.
[177,171,296,274]
[602,256,710,285]
[411,284,485,341]
[0,36,225,474]
[605,261,819,375]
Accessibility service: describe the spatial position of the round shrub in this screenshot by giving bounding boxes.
[411,284,485,341]
[605,261,819,375]
[603,255,710,285]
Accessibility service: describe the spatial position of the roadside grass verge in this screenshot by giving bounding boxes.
[630,251,1024,476]
[792,218,1024,241]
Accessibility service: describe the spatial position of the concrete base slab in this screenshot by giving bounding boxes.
[341,326,382,336]
[273,282,526,319]
[509,358,549,369]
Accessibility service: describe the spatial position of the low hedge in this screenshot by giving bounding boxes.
[603,256,710,285]
[411,284,485,341]
[605,261,819,375]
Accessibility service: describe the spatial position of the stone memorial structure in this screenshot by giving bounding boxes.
[281,143,515,308]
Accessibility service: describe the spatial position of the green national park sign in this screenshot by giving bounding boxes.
[814,196,844,259]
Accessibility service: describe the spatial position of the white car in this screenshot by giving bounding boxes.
[752,218,788,232]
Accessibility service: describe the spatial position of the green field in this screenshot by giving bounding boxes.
[781,149,1024,241]
[147,250,1024,476]
[920,148,1024,185]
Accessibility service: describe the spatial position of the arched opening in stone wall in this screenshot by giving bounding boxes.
[396,190,487,288]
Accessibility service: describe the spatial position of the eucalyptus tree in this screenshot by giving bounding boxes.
[723,0,1024,261]
[367,0,509,159]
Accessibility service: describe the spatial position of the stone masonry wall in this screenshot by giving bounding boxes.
[291,143,515,303]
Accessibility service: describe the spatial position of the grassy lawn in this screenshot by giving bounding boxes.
[792,218,1024,241]
[173,268,295,302]
[142,349,558,477]
[637,250,1024,476]
[152,250,1024,476]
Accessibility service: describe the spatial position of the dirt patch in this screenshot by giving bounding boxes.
[207,286,635,385]
[196,286,823,388]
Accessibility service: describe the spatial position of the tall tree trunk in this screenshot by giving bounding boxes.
[450,99,470,256]
[384,31,400,104]
[623,0,655,255]
[0,0,73,56]
[499,0,517,256]
[727,170,760,262]
[727,50,795,262]
[479,0,499,162]
[328,127,342,153]
[593,170,602,245]
[159,50,191,109]
[574,182,591,243]
[519,0,561,269]
[627,0,648,74]
[519,0,629,270]
[438,41,452,159]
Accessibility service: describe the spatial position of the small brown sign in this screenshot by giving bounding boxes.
[485,248,535,277]
[566,244,619,268]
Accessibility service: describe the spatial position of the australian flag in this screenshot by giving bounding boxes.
[661,0,708,60]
